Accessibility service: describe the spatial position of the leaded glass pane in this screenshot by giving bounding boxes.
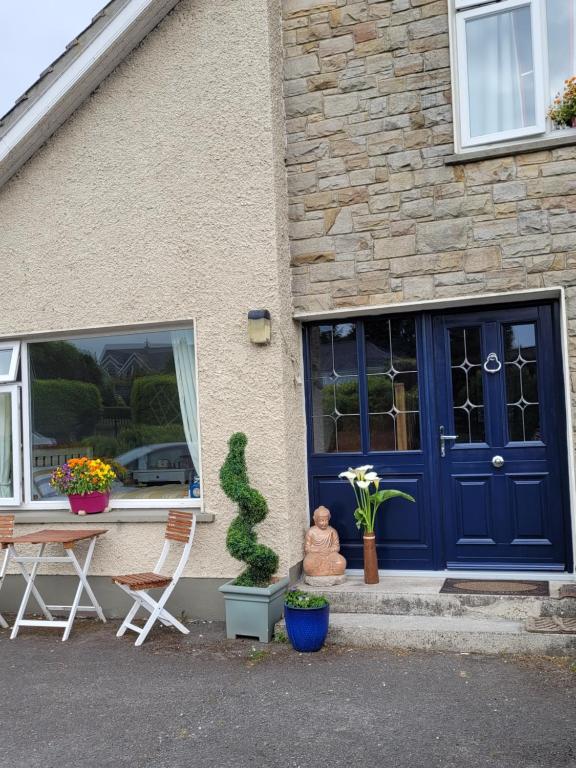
[449,327,485,444]
[309,323,360,453]
[365,317,420,451]
[503,323,541,442]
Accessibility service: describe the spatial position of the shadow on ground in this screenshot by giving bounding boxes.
[1,619,575,768]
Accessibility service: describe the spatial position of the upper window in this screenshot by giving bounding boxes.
[0,326,201,510]
[453,0,575,149]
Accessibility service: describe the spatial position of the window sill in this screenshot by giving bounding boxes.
[11,509,215,524]
[446,132,576,165]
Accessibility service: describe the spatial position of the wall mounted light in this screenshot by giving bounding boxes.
[247,309,271,345]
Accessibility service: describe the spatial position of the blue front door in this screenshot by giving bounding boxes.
[433,304,569,570]
[304,303,571,571]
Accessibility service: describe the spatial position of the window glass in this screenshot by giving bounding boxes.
[503,323,541,441]
[449,327,485,443]
[28,329,199,501]
[365,317,421,451]
[465,4,536,138]
[309,323,360,453]
[0,392,14,499]
[0,343,20,382]
[547,0,576,110]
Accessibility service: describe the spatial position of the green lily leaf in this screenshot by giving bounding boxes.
[371,489,415,505]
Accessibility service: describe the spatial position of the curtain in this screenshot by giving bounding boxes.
[0,393,12,498]
[466,5,535,138]
[171,331,200,481]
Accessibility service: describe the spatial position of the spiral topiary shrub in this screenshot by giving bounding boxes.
[220,432,279,587]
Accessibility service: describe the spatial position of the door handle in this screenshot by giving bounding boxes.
[492,455,504,468]
[440,426,458,458]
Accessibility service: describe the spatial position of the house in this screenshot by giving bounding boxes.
[0,0,575,620]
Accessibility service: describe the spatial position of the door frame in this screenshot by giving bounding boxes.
[298,287,576,576]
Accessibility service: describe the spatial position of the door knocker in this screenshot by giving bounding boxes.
[483,352,502,374]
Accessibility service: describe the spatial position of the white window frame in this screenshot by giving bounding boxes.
[0,385,22,507]
[455,0,545,148]
[15,324,202,512]
[0,342,21,383]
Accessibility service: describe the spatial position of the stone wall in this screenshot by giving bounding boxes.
[282,0,576,320]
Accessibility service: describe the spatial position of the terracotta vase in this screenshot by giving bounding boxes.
[363,533,379,585]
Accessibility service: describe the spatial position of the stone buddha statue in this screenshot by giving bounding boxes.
[303,506,346,586]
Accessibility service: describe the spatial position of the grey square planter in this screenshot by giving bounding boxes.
[219,576,289,642]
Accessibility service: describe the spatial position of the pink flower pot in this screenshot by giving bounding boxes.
[68,491,110,515]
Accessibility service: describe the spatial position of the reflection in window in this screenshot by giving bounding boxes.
[503,323,541,441]
[28,329,200,501]
[365,317,420,451]
[309,323,360,452]
[0,392,13,499]
[450,327,485,443]
[547,0,576,118]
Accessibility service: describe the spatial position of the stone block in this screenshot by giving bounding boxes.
[287,139,330,164]
[324,93,360,117]
[309,261,355,282]
[374,235,416,259]
[387,150,423,171]
[417,219,469,252]
[370,193,401,213]
[288,171,319,196]
[285,54,320,80]
[319,34,355,57]
[463,247,501,273]
[493,181,527,203]
[285,92,323,118]
[284,0,339,18]
[390,252,462,276]
[465,158,516,186]
[402,274,435,299]
[473,218,518,242]
[388,92,420,114]
[518,211,549,235]
[326,207,354,234]
[289,218,326,239]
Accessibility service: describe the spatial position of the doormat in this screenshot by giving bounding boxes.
[440,579,549,597]
[558,584,576,600]
[525,617,576,634]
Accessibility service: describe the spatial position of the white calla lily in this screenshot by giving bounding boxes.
[364,472,379,482]
[356,480,371,489]
[356,465,374,473]
[338,470,357,482]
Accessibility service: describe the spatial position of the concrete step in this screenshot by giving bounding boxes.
[299,576,576,621]
[300,613,576,656]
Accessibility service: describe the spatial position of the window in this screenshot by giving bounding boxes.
[453,0,576,149]
[0,326,200,509]
[307,317,421,454]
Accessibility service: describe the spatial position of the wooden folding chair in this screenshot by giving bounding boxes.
[112,510,196,646]
[0,515,14,629]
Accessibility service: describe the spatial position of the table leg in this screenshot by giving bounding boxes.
[15,552,54,622]
[62,538,105,641]
[11,544,50,639]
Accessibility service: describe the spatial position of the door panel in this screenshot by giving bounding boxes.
[433,304,568,570]
[305,316,439,570]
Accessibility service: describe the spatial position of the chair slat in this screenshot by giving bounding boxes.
[165,510,193,543]
[0,515,14,537]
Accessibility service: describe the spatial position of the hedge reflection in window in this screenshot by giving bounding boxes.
[309,323,361,453]
[28,329,199,501]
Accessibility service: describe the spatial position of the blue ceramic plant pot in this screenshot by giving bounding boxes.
[284,604,330,652]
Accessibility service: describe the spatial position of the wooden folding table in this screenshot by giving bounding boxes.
[2,528,108,641]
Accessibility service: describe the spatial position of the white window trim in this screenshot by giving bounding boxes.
[0,342,21,383]
[450,0,576,153]
[14,324,202,512]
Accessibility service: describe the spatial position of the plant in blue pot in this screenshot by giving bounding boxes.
[284,589,330,653]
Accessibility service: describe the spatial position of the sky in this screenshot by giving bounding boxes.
[0,0,106,117]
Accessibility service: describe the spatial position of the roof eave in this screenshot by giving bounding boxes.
[0,0,180,191]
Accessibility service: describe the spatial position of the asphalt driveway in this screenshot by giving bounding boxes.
[0,620,574,768]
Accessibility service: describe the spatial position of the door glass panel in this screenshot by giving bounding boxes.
[365,317,420,451]
[449,327,485,443]
[503,323,541,441]
[309,323,360,453]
